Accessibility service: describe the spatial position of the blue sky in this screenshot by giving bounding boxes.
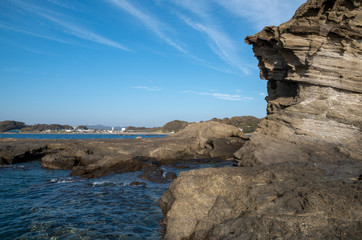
[0,0,306,127]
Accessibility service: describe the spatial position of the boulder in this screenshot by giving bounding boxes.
[159,162,362,239]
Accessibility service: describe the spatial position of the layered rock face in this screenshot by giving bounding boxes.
[159,0,362,239]
[235,0,362,165]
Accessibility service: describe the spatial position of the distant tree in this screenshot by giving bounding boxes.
[0,121,25,132]
[76,125,88,130]
[162,120,188,133]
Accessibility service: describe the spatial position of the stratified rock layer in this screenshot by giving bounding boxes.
[160,0,362,239]
[236,0,362,165]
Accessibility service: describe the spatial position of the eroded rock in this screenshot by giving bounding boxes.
[159,162,362,239]
[160,0,362,239]
[238,0,362,166]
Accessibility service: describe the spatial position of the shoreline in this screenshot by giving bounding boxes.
[0,131,169,136]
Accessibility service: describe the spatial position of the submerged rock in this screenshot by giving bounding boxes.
[160,0,362,239]
[165,172,177,180]
[130,181,147,187]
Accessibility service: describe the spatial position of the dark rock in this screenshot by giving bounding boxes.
[165,172,177,180]
[130,181,146,186]
[152,161,161,166]
[139,167,168,184]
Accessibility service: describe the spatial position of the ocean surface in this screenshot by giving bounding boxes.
[0,134,232,239]
[0,133,167,140]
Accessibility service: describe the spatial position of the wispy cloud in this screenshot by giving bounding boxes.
[179,15,249,75]
[40,13,129,51]
[213,0,306,30]
[10,0,129,51]
[0,22,74,45]
[169,0,250,75]
[183,90,253,101]
[46,0,76,10]
[133,86,161,92]
[107,0,186,53]
[258,92,267,96]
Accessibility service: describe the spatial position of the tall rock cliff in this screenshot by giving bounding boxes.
[159,1,362,239]
[235,0,362,165]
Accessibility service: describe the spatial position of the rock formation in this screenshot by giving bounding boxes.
[0,122,247,178]
[159,0,362,239]
[236,0,362,165]
[160,163,361,239]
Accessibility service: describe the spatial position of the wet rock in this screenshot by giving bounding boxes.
[130,181,146,187]
[165,172,177,180]
[139,167,168,184]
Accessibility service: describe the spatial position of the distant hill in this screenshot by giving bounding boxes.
[209,116,261,133]
[86,125,112,130]
[125,126,161,132]
[1,116,262,133]
[21,124,73,132]
[161,116,262,133]
[161,120,189,133]
[0,121,74,132]
[0,121,25,132]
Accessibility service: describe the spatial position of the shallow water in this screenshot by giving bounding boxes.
[0,161,232,239]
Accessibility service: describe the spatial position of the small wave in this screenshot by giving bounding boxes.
[161,167,168,178]
[90,181,116,187]
[50,177,74,183]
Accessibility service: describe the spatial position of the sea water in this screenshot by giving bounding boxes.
[0,160,232,239]
[0,134,167,140]
[0,134,232,239]
[0,161,168,239]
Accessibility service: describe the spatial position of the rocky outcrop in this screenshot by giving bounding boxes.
[159,162,362,239]
[236,0,362,166]
[0,122,247,178]
[159,0,362,239]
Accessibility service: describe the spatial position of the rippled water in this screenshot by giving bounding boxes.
[0,161,232,239]
[0,162,169,239]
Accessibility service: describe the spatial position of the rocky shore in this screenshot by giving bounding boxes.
[0,122,248,178]
[159,0,362,239]
[1,0,361,239]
